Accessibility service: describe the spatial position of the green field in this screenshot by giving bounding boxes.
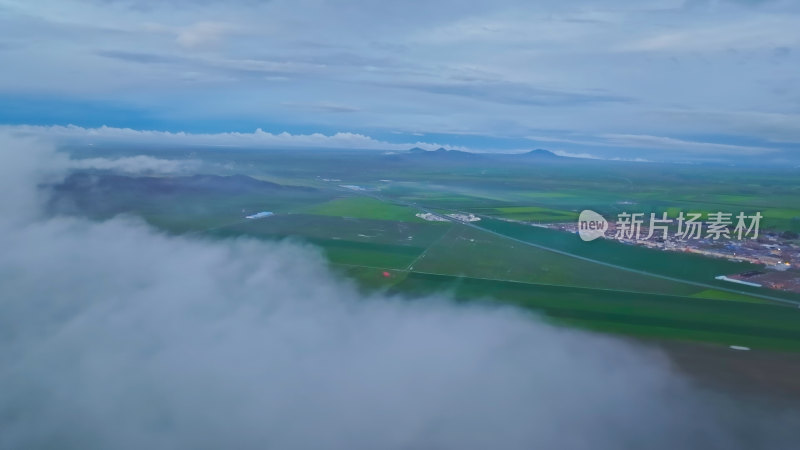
[411,225,704,297]
[473,218,800,302]
[211,213,451,268]
[691,289,770,304]
[56,146,800,351]
[297,196,425,222]
[477,205,579,222]
[390,272,800,351]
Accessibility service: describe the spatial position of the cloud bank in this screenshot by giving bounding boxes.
[68,155,202,174]
[1,124,468,152]
[1,132,799,449]
[528,133,778,156]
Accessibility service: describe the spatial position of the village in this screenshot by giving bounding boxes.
[542,220,800,294]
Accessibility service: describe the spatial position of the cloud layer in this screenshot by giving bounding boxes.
[1,124,466,152]
[68,155,201,174]
[1,133,799,449]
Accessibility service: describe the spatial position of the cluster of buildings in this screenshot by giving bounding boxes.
[416,212,482,222]
[540,220,800,294]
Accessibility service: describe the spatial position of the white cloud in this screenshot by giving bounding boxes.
[600,134,777,155]
[527,133,777,155]
[68,155,201,174]
[550,150,603,159]
[0,124,468,152]
[175,21,234,49]
[651,109,800,145]
[617,15,800,53]
[281,101,362,113]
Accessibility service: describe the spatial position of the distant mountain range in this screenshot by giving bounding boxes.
[48,173,320,218]
[406,147,482,159]
[402,147,562,160]
[521,149,561,158]
[53,173,317,197]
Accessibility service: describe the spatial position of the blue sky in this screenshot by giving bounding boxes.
[1,0,799,161]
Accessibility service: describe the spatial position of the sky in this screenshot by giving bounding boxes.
[1,0,799,161]
[3,130,800,449]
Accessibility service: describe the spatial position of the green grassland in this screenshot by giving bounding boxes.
[333,266,410,291]
[296,196,425,222]
[75,191,332,234]
[210,213,451,268]
[691,289,770,304]
[473,218,800,302]
[410,225,705,297]
[371,160,800,232]
[475,205,579,222]
[58,146,800,350]
[204,203,799,350]
[389,272,800,351]
[102,146,799,235]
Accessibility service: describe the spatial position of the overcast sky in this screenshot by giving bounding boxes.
[1,0,799,161]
